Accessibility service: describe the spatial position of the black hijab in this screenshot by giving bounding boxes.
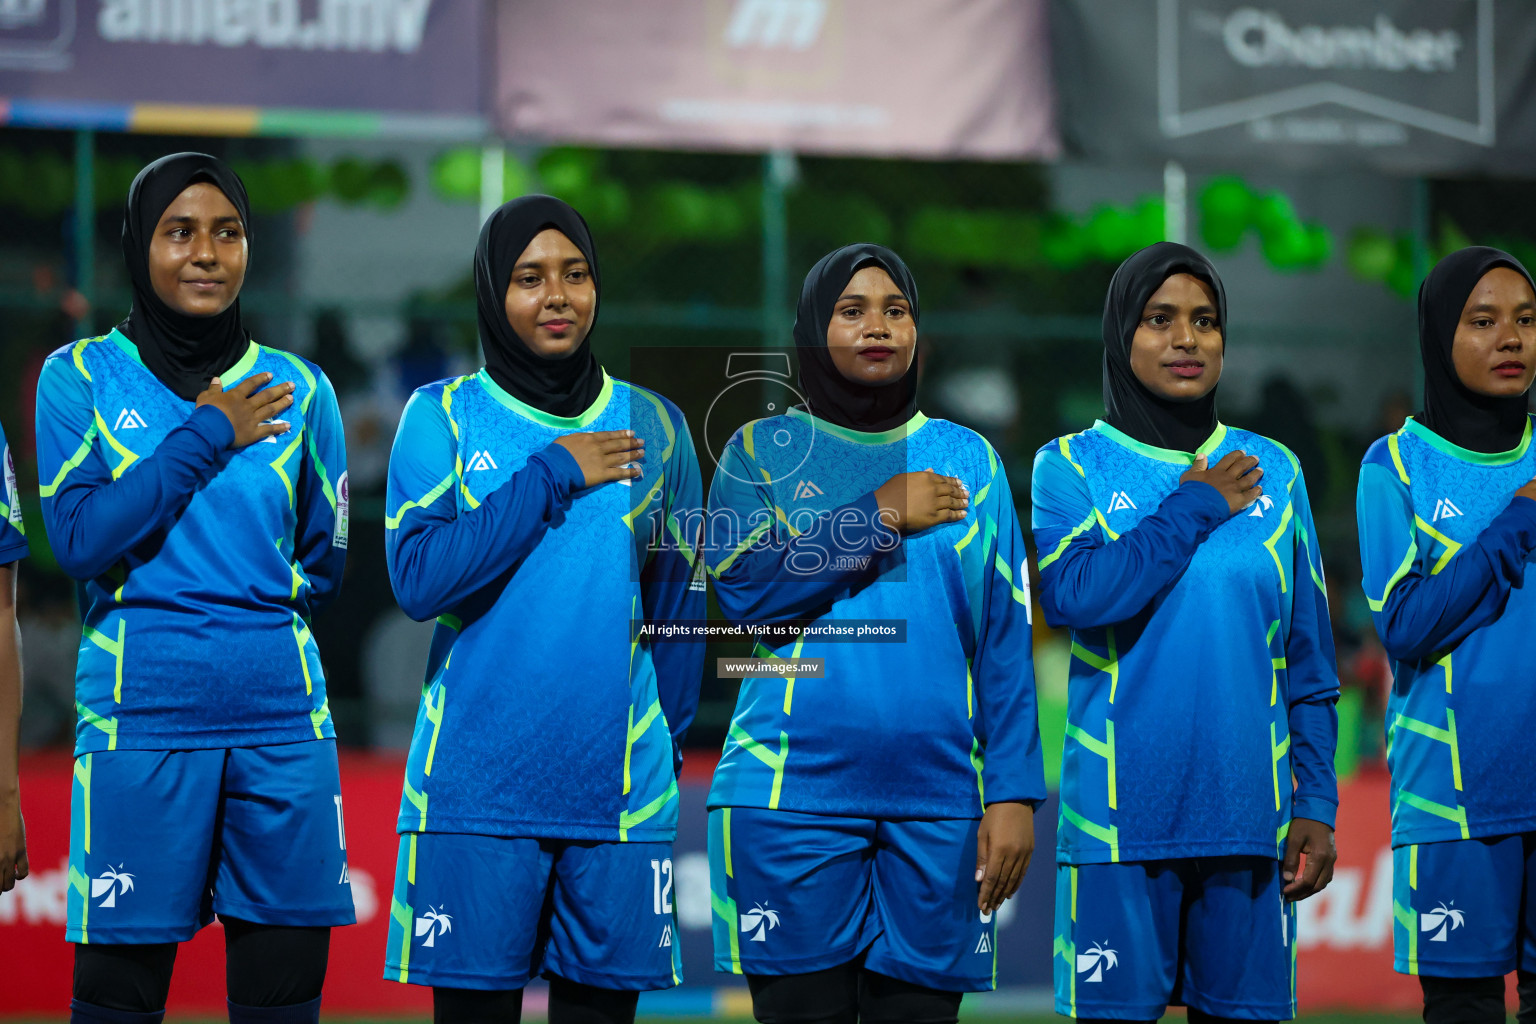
[1102,241,1226,453]
[475,195,604,418]
[794,243,920,433]
[1418,246,1535,454]
[119,153,253,402]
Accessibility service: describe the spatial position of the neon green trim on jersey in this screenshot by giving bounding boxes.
[391,894,413,982]
[619,778,677,841]
[477,367,614,429]
[1058,433,1087,477]
[1403,414,1533,465]
[422,682,446,777]
[83,620,126,703]
[970,738,985,809]
[402,780,427,832]
[1066,720,1117,811]
[1072,628,1120,703]
[1395,899,1418,974]
[664,514,699,569]
[953,517,980,554]
[631,385,678,463]
[623,700,663,796]
[623,471,666,532]
[729,722,788,809]
[290,613,315,695]
[437,614,462,632]
[1271,723,1291,810]
[40,423,102,498]
[711,889,743,974]
[785,406,929,445]
[74,755,92,854]
[1092,419,1228,464]
[711,519,771,577]
[1388,431,1411,484]
[269,430,304,507]
[1060,801,1119,862]
[722,808,735,877]
[1368,539,1419,612]
[1262,500,1295,593]
[1440,651,1452,694]
[993,549,1028,605]
[309,698,330,739]
[1397,788,1470,837]
[75,700,118,750]
[1409,844,1419,889]
[386,473,455,530]
[1036,510,1096,572]
[1413,515,1462,575]
[92,409,139,480]
[74,334,112,380]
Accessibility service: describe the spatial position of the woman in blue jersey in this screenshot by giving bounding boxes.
[1031,242,1339,1024]
[1357,248,1536,1024]
[381,195,706,1024]
[35,154,352,1024]
[705,243,1045,1024]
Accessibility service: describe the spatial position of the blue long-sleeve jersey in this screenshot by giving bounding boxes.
[385,369,706,842]
[706,408,1045,819]
[0,421,29,565]
[1032,421,1339,864]
[36,330,347,755]
[1358,415,1536,847]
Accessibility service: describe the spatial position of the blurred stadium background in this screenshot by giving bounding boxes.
[4,0,1535,1018]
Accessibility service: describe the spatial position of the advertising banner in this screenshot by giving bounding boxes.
[494,0,1059,160]
[0,0,484,129]
[1053,0,1536,174]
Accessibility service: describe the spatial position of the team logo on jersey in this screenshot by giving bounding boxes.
[1432,499,1463,523]
[415,906,452,947]
[1076,941,1119,982]
[114,409,147,431]
[466,450,498,472]
[793,479,823,500]
[91,865,135,908]
[740,902,781,942]
[659,924,673,948]
[259,419,282,443]
[1248,494,1276,518]
[1106,491,1137,513]
[618,461,644,487]
[1421,901,1465,942]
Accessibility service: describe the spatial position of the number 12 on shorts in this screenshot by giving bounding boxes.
[650,858,673,914]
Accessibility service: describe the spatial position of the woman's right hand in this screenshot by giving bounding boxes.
[554,430,645,488]
[195,373,294,448]
[1514,478,1536,503]
[874,470,968,534]
[1179,450,1263,515]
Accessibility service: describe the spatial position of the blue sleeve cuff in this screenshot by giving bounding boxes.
[0,539,27,564]
[534,441,586,494]
[1173,479,1233,523]
[851,491,901,553]
[1290,796,1338,830]
[185,403,235,452]
[1498,494,1536,546]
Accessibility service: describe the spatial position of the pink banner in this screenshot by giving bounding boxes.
[494,0,1059,160]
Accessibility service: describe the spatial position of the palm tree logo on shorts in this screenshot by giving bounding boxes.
[740,902,781,942]
[90,865,135,908]
[415,906,453,947]
[1076,941,1119,982]
[1420,902,1465,942]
